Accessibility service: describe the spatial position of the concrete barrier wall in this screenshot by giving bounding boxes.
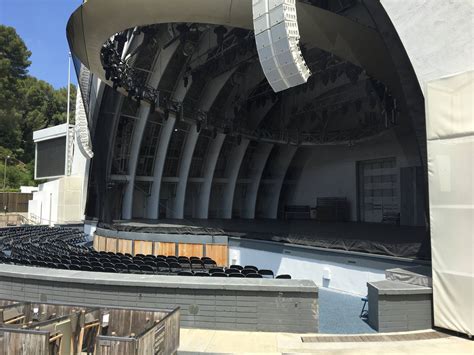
[230,237,428,296]
[0,265,318,333]
[367,280,432,332]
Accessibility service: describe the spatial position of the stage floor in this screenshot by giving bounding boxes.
[100,219,430,260]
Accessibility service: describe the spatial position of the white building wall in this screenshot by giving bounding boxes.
[29,179,59,225]
[29,176,85,225]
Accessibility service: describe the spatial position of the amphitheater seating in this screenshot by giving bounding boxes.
[0,226,291,279]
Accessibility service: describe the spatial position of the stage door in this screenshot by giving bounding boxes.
[358,157,399,223]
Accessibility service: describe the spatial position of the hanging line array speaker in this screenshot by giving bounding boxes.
[253,0,311,92]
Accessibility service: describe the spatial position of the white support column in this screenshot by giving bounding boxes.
[171,124,199,218]
[121,40,180,219]
[195,133,226,219]
[220,139,250,218]
[146,115,177,219]
[262,145,297,219]
[241,143,273,219]
[106,94,125,177]
[122,103,151,219]
[172,69,237,219]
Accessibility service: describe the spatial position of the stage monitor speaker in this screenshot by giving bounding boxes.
[253,0,311,92]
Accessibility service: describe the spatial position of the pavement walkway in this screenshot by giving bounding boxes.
[178,328,473,354]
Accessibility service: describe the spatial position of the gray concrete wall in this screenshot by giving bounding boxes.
[230,237,429,296]
[367,280,432,332]
[0,265,318,333]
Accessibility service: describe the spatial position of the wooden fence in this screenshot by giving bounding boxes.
[0,192,33,213]
[96,307,180,355]
[0,300,180,355]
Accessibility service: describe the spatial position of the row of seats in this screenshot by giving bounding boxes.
[0,226,292,279]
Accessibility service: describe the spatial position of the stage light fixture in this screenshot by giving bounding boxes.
[183,41,196,57]
[214,26,227,47]
[252,0,311,93]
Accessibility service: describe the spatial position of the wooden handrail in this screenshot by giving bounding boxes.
[4,314,25,324]
[49,333,64,343]
[83,321,100,330]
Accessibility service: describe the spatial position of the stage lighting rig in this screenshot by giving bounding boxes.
[100,36,165,114]
[252,0,311,92]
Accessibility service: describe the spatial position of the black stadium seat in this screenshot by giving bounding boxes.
[225,268,240,275]
[191,259,204,270]
[203,259,217,269]
[156,261,170,272]
[276,274,291,279]
[258,269,274,278]
[211,272,227,277]
[194,272,210,277]
[127,264,141,273]
[140,265,155,274]
[169,262,182,273]
[246,273,263,278]
[209,267,223,274]
[115,263,128,272]
[229,273,245,278]
[0,226,282,282]
[178,271,193,276]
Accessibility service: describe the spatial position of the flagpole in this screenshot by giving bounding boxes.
[65,52,71,176]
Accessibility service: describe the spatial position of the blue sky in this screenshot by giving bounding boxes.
[0,0,82,88]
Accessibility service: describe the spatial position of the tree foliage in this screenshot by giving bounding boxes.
[0,25,76,189]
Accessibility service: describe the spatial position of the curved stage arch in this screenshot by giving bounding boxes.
[63,0,473,337]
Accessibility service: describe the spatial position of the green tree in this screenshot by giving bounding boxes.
[0,25,31,100]
[0,25,76,189]
[17,77,76,162]
[0,25,31,153]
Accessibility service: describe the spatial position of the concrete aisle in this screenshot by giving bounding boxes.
[178,328,474,354]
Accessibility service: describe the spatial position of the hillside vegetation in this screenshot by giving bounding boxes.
[0,25,76,190]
